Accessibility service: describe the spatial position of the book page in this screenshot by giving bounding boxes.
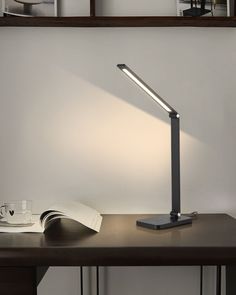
[40,211,65,229]
[0,215,43,233]
[44,201,102,232]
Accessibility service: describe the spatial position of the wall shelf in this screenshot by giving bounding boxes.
[0,16,236,27]
[0,0,236,27]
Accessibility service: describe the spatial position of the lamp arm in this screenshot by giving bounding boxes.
[169,112,181,219]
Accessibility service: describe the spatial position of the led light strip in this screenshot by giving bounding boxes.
[122,68,172,113]
[117,64,178,116]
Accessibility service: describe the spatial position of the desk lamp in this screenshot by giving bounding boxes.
[117,64,192,229]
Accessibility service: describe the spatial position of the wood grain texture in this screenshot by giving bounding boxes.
[0,17,236,27]
[0,214,235,266]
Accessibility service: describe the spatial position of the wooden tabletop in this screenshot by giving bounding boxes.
[0,214,235,267]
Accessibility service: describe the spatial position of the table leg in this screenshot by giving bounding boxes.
[37,267,49,286]
[226,266,236,295]
[96,266,99,295]
[216,266,221,295]
[200,266,203,295]
[80,267,84,295]
[0,267,37,295]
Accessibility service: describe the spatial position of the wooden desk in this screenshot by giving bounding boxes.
[0,214,235,294]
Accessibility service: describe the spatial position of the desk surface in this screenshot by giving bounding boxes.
[0,214,235,266]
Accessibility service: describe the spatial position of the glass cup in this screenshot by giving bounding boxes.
[0,200,32,225]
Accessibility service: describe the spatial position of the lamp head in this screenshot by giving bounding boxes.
[117,64,179,118]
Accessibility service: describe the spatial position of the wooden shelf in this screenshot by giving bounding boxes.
[0,16,236,27]
[1,0,236,27]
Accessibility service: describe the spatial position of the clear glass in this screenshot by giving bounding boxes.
[0,200,32,225]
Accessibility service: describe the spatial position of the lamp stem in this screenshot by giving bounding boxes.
[170,114,181,216]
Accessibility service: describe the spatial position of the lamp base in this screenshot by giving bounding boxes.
[136,215,192,230]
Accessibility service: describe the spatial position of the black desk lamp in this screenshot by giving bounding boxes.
[117,64,192,229]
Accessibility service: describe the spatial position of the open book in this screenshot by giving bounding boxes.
[0,201,102,233]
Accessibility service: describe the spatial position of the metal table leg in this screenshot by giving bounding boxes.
[200,266,203,295]
[216,266,221,295]
[80,267,83,295]
[96,266,99,295]
[226,266,236,295]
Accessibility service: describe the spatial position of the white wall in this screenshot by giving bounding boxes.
[0,24,235,295]
[96,0,177,16]
[57,0,176,16]
[57,0,90,16]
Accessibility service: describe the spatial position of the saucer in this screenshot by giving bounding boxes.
[0,220,34,227]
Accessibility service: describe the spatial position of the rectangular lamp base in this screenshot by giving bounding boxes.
[136,215,192,230]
